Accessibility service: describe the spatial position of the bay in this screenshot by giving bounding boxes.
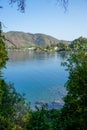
[3,51,68,108]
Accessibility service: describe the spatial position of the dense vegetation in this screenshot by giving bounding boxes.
[70,37,87,51]
[0,23,87,129]
[0,23,8,72]
[60,51,87,129]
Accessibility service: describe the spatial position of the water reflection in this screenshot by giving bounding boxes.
[8,50,68,62]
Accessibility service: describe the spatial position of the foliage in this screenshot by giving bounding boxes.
[25,108,60,130]
[57,42,69,51]
[0,78,30,129]
[0,22,8,72]
[60,51,87,130]
[70,37,87,51]
[9,0,25,13]
[8,0,68,13]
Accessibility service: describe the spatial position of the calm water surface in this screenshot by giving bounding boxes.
[3,51,68,107]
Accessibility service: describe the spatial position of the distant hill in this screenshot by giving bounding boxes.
[4,31,70,48]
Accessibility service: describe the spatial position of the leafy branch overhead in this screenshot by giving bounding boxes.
[0,0,68,12]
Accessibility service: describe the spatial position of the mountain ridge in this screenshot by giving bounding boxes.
[4,31,70,48]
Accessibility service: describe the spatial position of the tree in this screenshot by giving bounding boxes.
[0,22,8,74]
[59,51,87,130]
[25,107,61,130]
[57,42,68,51]
[0,0,69,13]
[25,109,51,130]
[0,78,30,129]
[9,0,26,12]
[70,37,87,51]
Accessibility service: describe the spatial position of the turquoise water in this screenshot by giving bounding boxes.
[3,51,68,107]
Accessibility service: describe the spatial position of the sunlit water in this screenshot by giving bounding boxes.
[3,51,68,108]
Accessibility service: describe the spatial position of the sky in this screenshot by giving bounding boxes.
[0,0,87,41]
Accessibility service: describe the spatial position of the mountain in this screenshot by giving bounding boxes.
[4,31,69,48]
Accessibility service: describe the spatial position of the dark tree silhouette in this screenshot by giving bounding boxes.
[9,0,26,12]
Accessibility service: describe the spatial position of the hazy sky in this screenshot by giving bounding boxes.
[0,0,87,40]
